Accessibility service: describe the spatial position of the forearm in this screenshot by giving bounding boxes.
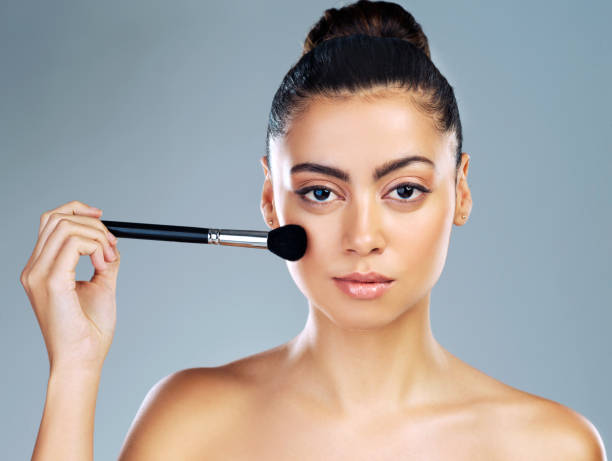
[31,368,102,461]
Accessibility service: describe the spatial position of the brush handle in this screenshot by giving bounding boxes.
[101,220,209,243]
[101,220,269,248]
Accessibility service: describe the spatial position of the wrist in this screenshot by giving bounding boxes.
[49,363,103,382]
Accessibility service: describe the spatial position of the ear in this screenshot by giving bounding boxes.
[260,156,277,229]
[454,152,473,226]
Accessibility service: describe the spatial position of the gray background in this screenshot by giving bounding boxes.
[1,0,610,458]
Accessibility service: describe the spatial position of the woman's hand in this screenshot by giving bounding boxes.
[20,200,121,373]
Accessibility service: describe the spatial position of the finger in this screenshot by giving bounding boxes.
[30,219,113,282]
[40,213,116,260]
[39,200,102,238]
[91,242,121,290]
[46,234,107,297]
[22,201,102,277]
[32,213,117,271]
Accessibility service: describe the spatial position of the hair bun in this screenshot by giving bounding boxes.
[303,0,430,59]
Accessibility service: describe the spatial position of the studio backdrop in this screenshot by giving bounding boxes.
[1,0,610,458]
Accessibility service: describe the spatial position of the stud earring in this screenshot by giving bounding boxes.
[462,215,467,219]
[268,219,273,224]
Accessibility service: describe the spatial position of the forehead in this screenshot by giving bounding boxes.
[270,95,454,181]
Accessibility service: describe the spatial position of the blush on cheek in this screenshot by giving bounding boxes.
[394,201,452,283]
[286,256,325,307]
[413,206,453,287]
[285,221,339,300]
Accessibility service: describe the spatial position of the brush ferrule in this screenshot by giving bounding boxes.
[208,228,268,249]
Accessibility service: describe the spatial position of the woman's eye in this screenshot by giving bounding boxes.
[296,186,338,204]
[386,183,430,202]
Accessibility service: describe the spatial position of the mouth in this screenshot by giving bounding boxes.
[333,271,394,283]
[332,275,395,300]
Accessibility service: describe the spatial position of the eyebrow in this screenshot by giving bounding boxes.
[290,154,436,183]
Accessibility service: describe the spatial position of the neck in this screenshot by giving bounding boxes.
[285,292,452,417]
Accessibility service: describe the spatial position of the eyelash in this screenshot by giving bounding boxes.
[295,183,431,206]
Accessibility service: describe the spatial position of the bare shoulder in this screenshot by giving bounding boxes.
[117,363,258,461]
[480,381,607,461]
[447,356,606,460]
[517,394,606,461]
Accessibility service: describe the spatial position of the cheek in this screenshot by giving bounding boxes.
[280,201,341,301]
[279,193,340,264]
[392,190,454,291]
[286,240,334,307]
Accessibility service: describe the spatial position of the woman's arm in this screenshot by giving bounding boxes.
[32,368,102,461]
[20,200,120,460]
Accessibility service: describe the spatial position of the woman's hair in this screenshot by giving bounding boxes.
[265,0,463,181]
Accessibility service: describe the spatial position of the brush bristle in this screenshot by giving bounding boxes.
[267,224,307,261]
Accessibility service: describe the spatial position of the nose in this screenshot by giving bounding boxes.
[342,194,386,256]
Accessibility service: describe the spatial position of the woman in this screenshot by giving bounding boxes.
[23,1,605,459]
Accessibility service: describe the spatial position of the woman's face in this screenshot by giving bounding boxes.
[262,94,470,330]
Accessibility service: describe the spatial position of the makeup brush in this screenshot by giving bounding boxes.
[100,220,307,261]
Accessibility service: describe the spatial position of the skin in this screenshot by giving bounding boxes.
[117,94,606,460]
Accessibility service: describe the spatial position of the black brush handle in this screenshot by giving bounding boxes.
[101,220,210,244]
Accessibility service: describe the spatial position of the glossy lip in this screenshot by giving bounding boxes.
[333,271,394,283]
[332,278,395,300]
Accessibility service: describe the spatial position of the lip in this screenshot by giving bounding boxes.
[334,271,394,283]
[332,272,395,300]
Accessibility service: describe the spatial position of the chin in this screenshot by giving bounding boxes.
[310,284,408,331]
[318,301,404,331]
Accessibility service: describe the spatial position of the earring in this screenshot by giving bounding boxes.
[268,219,273,224]
[462,215,467,219]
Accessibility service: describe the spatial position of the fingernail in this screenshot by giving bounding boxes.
[107,231,117,243]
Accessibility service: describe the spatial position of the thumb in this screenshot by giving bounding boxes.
[91,245,121,289]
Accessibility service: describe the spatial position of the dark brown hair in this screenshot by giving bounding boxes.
[266,0,462,180]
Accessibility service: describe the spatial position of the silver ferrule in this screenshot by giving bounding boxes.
[207,228,268,249]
